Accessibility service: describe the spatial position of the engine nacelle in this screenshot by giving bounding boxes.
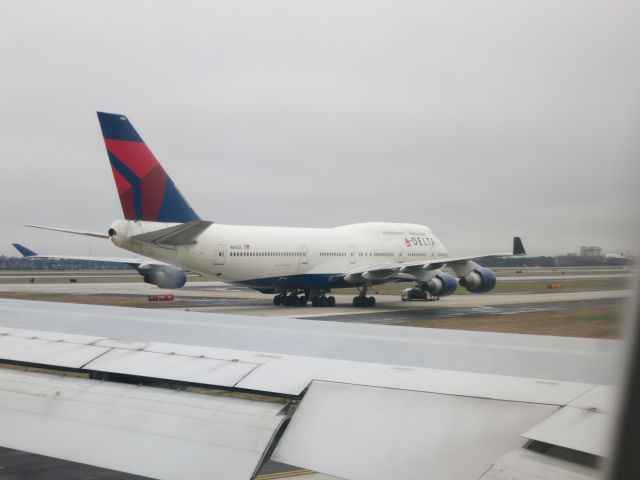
[425,272,458,296]
[138,265,187,289]
[459,267,497,293]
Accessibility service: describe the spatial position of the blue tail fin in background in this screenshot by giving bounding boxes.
[12,244,38,257]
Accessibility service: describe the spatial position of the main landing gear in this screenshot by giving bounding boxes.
[311,294,336,308]
[273,290,336,308]
[352,285,376,308]
[273,291,308,307]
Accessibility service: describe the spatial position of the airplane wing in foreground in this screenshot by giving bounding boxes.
[0,298,617,480]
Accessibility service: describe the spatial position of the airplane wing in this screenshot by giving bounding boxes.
[24,223,110,239]
[339,236,525,283]
[12,243,168,268]
[0,298,617,480]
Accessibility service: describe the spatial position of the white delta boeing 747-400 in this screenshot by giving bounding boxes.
[28,112,526,307]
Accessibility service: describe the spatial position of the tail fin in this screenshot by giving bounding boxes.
[97,112,200,223]
[12,243,38,257]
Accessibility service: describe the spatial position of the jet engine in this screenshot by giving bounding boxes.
[459,267,497,293]
[137,265,187,289]
[424,272,458,296]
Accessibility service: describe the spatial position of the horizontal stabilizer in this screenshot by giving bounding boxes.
[25,224,110,239]
[131,220,213,246]
[12,243,37,257]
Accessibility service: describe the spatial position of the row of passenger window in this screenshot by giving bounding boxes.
[230,251,395,258]
[230,251,302,257]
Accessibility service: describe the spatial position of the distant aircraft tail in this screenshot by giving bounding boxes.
[97,112,200,223]
[12,243,37,257]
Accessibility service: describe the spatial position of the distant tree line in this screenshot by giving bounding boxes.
[0,256,131,270]
[477,255,632,268]
[0,254,631,271]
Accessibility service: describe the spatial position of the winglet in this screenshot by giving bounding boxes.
[513,237,526,255]
[12,243,38,257]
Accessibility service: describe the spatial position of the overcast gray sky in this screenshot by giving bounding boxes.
[1,0,638,258]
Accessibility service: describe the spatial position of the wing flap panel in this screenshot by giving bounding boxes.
[273,381,556,480]
[85,348,260,387]
[521,406,612,457]
[0,329,109,369]
[0,326,596,405]
[0,368,285,480]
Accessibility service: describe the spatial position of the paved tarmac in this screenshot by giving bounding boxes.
[0,446,148,480]
[181,289,630,319]
[0,278,631,320]
[0,446,308,480]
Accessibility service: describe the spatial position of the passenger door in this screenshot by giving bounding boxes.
[348,244,356,265]
[214,243,226,265]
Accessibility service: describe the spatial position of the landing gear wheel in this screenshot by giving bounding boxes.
[299,295,308,306]
[368,296,376,307]
[287,293,300,307]
[327,296,336,307]
[273,295,282,306]
[312,296,320,307]
[319,296,328,307]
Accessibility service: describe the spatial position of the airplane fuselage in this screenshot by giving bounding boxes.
[110,220,449,291]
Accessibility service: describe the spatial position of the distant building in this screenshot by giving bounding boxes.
[580,246,602,257]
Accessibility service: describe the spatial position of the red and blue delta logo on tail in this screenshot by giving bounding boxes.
[97,112,200,223]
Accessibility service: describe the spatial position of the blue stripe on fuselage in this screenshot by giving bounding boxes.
[236,273,402,291]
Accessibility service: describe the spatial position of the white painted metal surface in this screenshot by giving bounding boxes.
[521,406,612,457]
[235,353,594,405]
[0,329,108,369]
[477,449,600,480]
[568,384,617,415]
[86,348,259,386]
[273,381,557,480]
[0,326,594,405]
[0,326,105,344]
[0,368,285,480]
